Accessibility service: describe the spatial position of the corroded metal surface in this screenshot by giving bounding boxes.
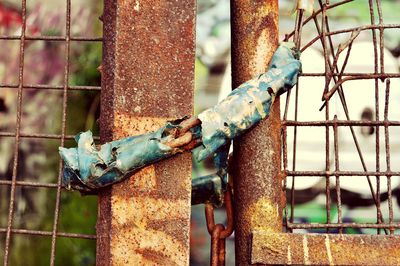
[97,0,195,265]
[252,231,400,265]
[230,1,281,265]
[205,188,234,266]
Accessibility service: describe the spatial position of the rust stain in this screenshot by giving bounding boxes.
[251,230,288,265]
[109,116,191,265]
[98,0,195,264]
[136,248,179,266]
[231,0,279,85]
[305,232,332,264]
[253,14,278,74]
[111,227,187,265]
[231,1,281,264]
[328,235,400,265]
[244,198,281,232]
[111,193,188,229]
[112,1,195,118]
[129,166,157,191]
[113,115,168,137]
[252,232,400,265]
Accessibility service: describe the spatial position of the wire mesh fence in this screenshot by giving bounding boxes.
[1,0,400,264]
[282,0,400,235]
[0,0,101,265]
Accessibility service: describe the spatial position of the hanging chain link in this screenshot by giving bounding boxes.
[205,185,234,266]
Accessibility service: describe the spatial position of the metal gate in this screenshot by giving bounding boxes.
[252,0,400,264]
[1,0,400,265]
[0,1,100,265]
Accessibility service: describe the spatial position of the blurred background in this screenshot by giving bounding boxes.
[0,0,399,265]
[0,0,101,265]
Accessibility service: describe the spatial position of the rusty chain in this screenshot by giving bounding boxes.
[172,115,234,264]
[205,185,234,266]
[199,7,302,265]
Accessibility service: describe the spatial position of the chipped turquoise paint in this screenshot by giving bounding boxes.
[196,42,301,160]
[59,42,301,193]
[59,120,186,192]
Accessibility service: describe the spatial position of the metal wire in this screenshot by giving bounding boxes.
[282,0,399,234]
[0,1,99,265]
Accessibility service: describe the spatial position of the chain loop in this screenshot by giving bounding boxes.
[205,185,234,266]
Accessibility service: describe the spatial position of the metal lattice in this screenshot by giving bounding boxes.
[282,0,400,235]
[0,1,101,265]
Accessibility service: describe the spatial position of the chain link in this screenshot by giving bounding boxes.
[205,185,234,266]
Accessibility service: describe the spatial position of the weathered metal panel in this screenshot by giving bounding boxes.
[252,231,400,265]
[98,0,195,265]
[230,1,282,265]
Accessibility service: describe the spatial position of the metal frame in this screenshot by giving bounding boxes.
[230,0,282,264]
[283,0,399,235]
[251,0,400,264]
[97,0,196,264]
[2,0,400,265]
[0,1,100,265]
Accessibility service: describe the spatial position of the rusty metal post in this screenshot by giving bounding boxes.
[230,1,281,265]
[97,1,196,265]
[252,232,400,265]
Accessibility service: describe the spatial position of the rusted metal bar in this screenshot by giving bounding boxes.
[0,228,96,239]
[284,0,354,41]
[50,0,72,261]
[286,170,400,176]
[97,0,195,265]
[368,0,382,234]
[273,1,400,265]
[333,115,343,234]
[0,36,102,41]
[321,2,332,232]
[0,84,101,90]
[3,0,27,264]
[0,180,59,188]
[283,120,400,126]
[230,1,281,265]
[286,222,400,229]
[288,9,304,233]
[384,80,394,234]
[302,24,400,52]
[300,72,400,77]
[252,232,400,265]
[0,132,100,140]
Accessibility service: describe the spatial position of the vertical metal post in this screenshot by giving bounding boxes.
[97,1,195,265]
[230,1,281,265]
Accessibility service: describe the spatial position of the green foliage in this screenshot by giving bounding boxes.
[70,43,102,87]
[55,192,97,266]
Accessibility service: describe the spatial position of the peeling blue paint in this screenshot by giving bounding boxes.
[196,42,301,160]
[59,119,187,192]
[59,42,301,192]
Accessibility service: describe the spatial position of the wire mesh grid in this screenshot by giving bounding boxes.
[282,0,400,235]
[0,0,101,265]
